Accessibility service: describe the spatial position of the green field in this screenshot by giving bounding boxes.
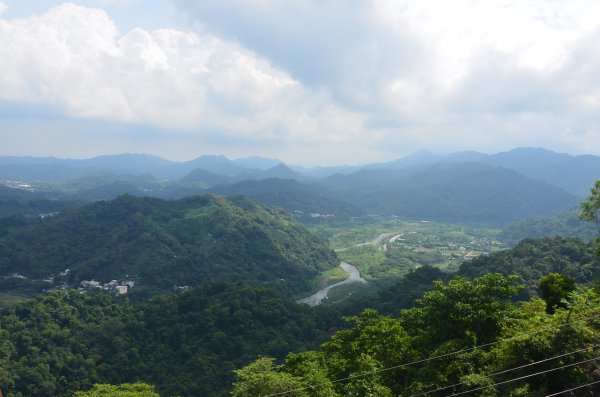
[309,216,503,289]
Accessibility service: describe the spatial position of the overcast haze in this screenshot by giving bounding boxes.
[1,0,600,165]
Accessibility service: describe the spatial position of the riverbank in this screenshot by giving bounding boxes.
[297,261,366,306]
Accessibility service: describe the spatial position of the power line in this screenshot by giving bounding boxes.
[447,355,600,397]
[407,343,600,397]
[543,379,600,397]
[260,312,600,397]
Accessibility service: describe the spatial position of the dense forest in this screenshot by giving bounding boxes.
[0,174,599,395]
[0,285,343,397]
[500,209,598,246]
[231,274,600,396]
[0,194,337,297]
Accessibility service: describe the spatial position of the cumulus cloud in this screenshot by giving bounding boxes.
[4,1,600,163]
[0,3,367,152]
[172,0,600,157]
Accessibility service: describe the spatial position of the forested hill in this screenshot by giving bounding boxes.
[499,208,599,246]
[0,194,338,296]
[458,236,599,289]
[321,162,580,224]
[0,285,343,397]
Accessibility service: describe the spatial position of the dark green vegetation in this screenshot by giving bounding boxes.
[0,285,342,397]
[500,208,598,246]
[233,274,600,396]
[1,154,600,395]
[0,194,337,297]
[74,383,161,397]
[459,237,599,291]
[0,185,81,217]
[320,162,579,224]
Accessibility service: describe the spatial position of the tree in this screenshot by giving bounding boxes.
[73,383,161,397]
[580,180,600,258]
[580,180,600,223]
[400,274,522,347]
[231,357,308,397]
[538,273,576,313]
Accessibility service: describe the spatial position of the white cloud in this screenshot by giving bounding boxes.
[4,1,600,163]
[172,0,600,159]
[0,2,369,151]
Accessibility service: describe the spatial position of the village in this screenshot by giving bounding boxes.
[78,278,135,295]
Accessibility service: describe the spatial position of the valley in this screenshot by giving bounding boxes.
[0,149,599,397]
[300,216,503,304]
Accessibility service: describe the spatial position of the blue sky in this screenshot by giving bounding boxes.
[2,0,600,165]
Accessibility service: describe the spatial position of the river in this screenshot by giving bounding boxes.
[297,261,366,306]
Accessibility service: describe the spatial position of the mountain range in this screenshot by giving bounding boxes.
[1,147,598,224]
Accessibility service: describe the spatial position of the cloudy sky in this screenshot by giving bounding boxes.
[1,0,600,165]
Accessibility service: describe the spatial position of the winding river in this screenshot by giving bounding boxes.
[297,261,366,306]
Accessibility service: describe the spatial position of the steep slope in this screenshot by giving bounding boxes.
[0,194,338,296]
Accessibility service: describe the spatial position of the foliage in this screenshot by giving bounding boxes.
[376,266,451,315]
[580,179,600,257]
[459,236,599,290]
[538,273,576,313]
[580,180,600,223]
[400,274,522,347]
[0,194,338,297]
[233,276,600,397]
[500,208,598,247]
[231,357,308,397]
[0,285,343,397]
[74,383,160,397]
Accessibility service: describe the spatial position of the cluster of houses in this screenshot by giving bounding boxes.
[79,279,135,295]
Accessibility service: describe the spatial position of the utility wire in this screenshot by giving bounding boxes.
[408,343,600,397]
[260,313,600,397]
[447,355,600,397]
[542,379,600,397]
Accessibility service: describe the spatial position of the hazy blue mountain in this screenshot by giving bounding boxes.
[231,156,282,170]
[260,163,306,180]
[290,165,360,178]
[210,178,364,217]
[480,147,600,196]
[323,162,580,224]
[72,180,148,201]
[0,163,96,184]
[0,156,67,166]
[365,148,600,197]
[179,168,232,187]
[81,153,172,174]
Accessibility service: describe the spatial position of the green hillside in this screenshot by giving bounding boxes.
[500,208,598,246]
[0,285,342,397]
[0,194,338,297]
[323,162,580,224]
[458,236,599,289]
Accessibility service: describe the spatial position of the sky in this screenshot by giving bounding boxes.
[1,1,600,165]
